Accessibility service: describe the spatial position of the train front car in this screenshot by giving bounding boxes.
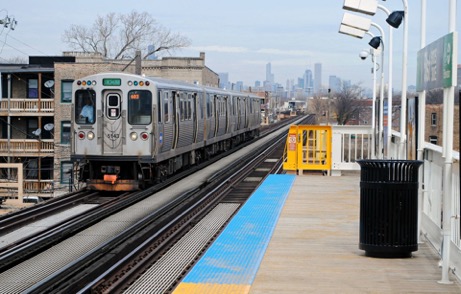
[72,73,155,191]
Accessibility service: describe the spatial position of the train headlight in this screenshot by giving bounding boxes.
[78,131,85,140]
[140,132,149,141]
[87,131,95,140]
[127,80,133,86]
[130,132,138,141]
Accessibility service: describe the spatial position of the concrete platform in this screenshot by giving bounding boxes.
[175,174,461,293]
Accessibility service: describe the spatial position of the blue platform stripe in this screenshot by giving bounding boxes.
[181,174,295,286]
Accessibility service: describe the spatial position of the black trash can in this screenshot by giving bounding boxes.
[357,159,423,257]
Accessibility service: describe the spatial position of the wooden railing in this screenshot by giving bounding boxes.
[0,139,54,156]
[0,98,54,114]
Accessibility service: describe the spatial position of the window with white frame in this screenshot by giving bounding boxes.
[61,80,73,103]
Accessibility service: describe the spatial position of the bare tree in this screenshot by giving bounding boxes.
[2,56,27,64]
[62,11,191,59]
[332,84,364,125]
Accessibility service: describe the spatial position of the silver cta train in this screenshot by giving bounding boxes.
[71,72,262,191]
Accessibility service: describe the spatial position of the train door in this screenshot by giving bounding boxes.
[229,96,236,133]
[102,91,123,155]
[176,92,195,148]
[245,97,249,128]
[195,92,205,143]
[248,97,253,127]
[192,93,198,143]
[159,90,175,153]
[206,93,215,139]
[214,95,219,137]
[237,97,244,130]
[224,96,229,134]
[172,91,180,149]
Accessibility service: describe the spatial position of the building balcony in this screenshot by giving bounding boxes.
[0,98,54,116]
[0,139,54,157]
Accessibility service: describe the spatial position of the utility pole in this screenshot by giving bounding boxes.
[1,14,18,181]
[0,14,18,104]
[0,15,18,31]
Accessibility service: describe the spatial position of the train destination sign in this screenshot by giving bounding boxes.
[103,78,122,86]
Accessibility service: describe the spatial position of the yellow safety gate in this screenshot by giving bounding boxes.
[283,125,332,174]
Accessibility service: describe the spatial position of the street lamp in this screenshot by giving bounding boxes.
[385,1,409,159]
[365,32,386,159]
[386,11,404,28]
[343,0,394,158]
[368,36,382,49]
[340,12,386,158]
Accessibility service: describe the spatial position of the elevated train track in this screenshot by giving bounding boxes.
[0,115,313,293]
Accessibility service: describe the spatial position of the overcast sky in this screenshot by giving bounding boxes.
[0,1,459,91]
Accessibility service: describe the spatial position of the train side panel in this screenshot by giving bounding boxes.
[72,73,261,192]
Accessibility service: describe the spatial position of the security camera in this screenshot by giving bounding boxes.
[359,50,369,60]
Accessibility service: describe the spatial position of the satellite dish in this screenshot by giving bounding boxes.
[44,80,55,88]
[44,123,54,131]
[32,129,41,136]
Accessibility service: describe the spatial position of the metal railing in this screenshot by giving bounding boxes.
[331,125,461,281]
[331,125,373,175]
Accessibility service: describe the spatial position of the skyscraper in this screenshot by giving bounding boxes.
[304,69,313,96]
[314,63,322,94]
[266,62,274,84]
[329,75,342,93]
[218,72,229,89]
[147,45,157,60]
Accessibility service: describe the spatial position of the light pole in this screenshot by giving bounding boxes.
[377,4,393,159]
[439,0,457,285]
[339,12,386,159]
[343,1,395,158]
[359,45,377,159]
[385,3,408,159]
[367,24,385,159]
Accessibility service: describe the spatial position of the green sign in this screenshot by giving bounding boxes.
[416,32,457,91]
[103,78,122,86]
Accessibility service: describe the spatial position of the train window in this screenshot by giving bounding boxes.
[206,94,213,117]
[105,93,121,120]
[198,93,203,119]
[163,92,170,123]
[188,93,193,120]
[128,90,152,125]
[181,100,185,121]
[75,90,96,124]
[108,95,119,107]
[223,96,228,117]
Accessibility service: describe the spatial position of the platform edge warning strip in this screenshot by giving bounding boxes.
[174,174,296,294]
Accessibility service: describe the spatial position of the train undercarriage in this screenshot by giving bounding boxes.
[76,130,259,192]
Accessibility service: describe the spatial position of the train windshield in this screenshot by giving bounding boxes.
[75,90,96,124]
[128,90,152,125]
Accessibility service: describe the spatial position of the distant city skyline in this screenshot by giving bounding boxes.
[219,61,360,100]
